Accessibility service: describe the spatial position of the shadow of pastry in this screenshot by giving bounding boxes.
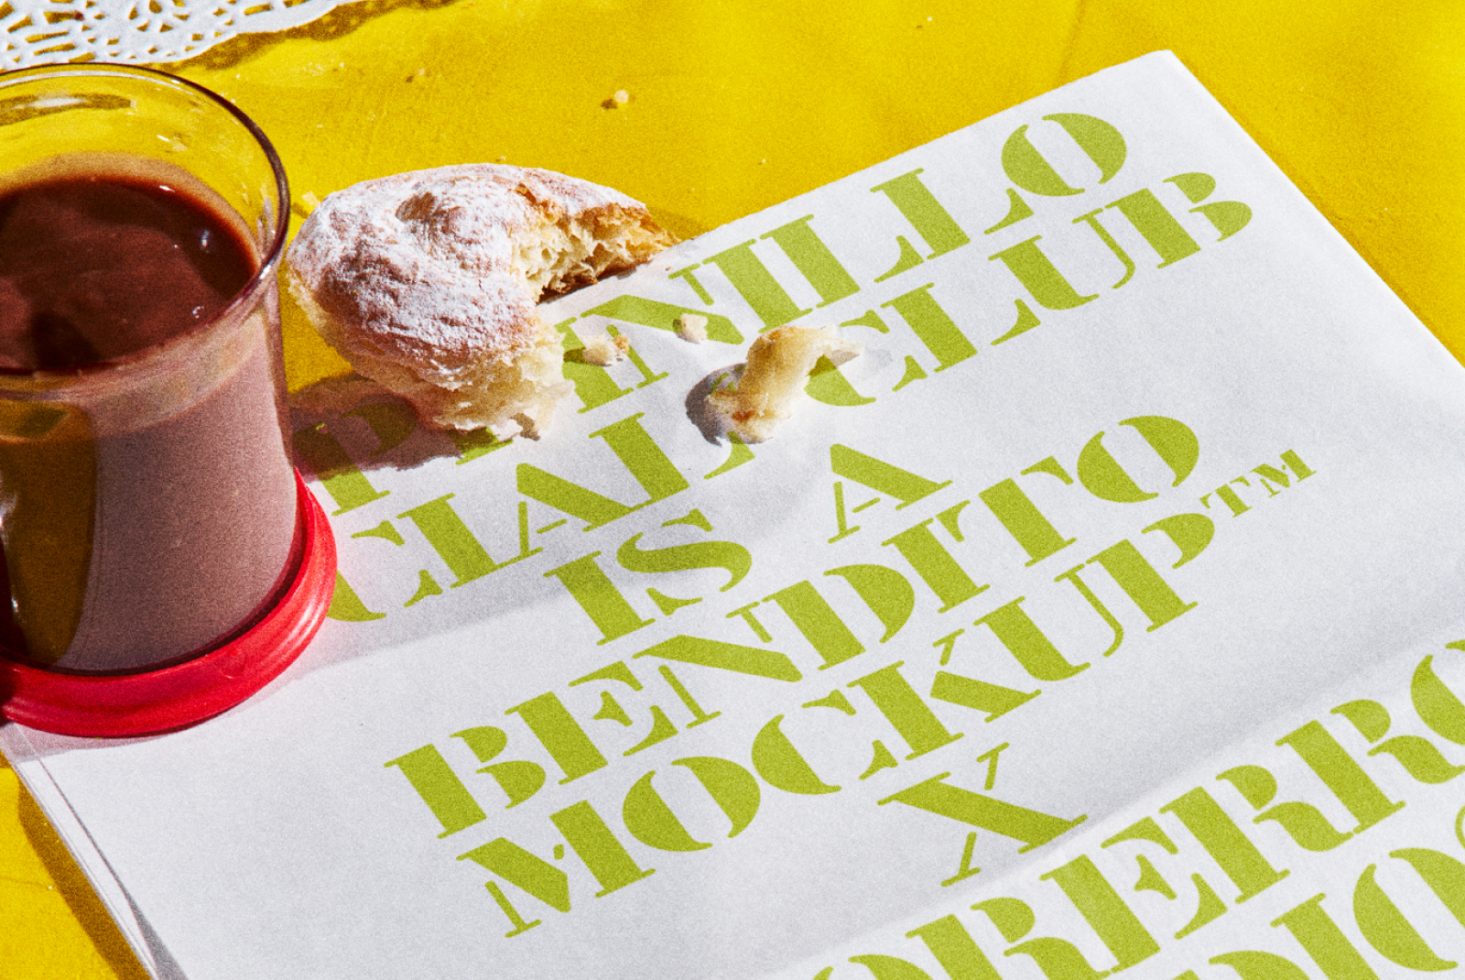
[644,208,709,243]
[289,372,491,476]
[683,366,740,445]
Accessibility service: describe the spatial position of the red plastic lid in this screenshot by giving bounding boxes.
[0,471,336,738]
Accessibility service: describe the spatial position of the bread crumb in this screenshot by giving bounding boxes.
[674,312,709,343]
[603,88,631,109]
[707,326,861,442]
[292,190,323,218]
[581,332,631,366]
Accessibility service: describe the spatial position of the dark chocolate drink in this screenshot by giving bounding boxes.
[0,174,256,370]
[0,164,299,673]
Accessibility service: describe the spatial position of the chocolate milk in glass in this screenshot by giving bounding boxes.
[0,67,298,674]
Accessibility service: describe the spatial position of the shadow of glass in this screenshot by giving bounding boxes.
[284,373,584,671]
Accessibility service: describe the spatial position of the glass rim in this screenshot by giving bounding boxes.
[0,61,290,381]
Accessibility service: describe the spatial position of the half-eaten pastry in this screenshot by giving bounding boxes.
[287,164,675,437]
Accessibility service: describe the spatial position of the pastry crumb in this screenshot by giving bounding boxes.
[674,313,709,343]
[292,190,323,218]
[581,332,631,366]
[603,88,631,109]
[707,326,861,443]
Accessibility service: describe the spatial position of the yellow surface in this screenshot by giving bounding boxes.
[4,0,1465,975]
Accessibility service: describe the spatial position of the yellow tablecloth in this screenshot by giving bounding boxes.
[4,1,1464,975]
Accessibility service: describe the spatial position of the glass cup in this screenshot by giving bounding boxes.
[0,65,297,674]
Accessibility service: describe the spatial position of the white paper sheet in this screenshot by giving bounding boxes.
[9,51,1465,978]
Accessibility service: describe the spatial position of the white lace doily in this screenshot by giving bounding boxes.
[3,0,361,69]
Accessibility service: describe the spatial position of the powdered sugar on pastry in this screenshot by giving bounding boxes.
[708,326,861,442]
[287,164,675,437]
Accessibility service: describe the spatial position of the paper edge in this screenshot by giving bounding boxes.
[1,725,168,979]
[1144,50,1465,381]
